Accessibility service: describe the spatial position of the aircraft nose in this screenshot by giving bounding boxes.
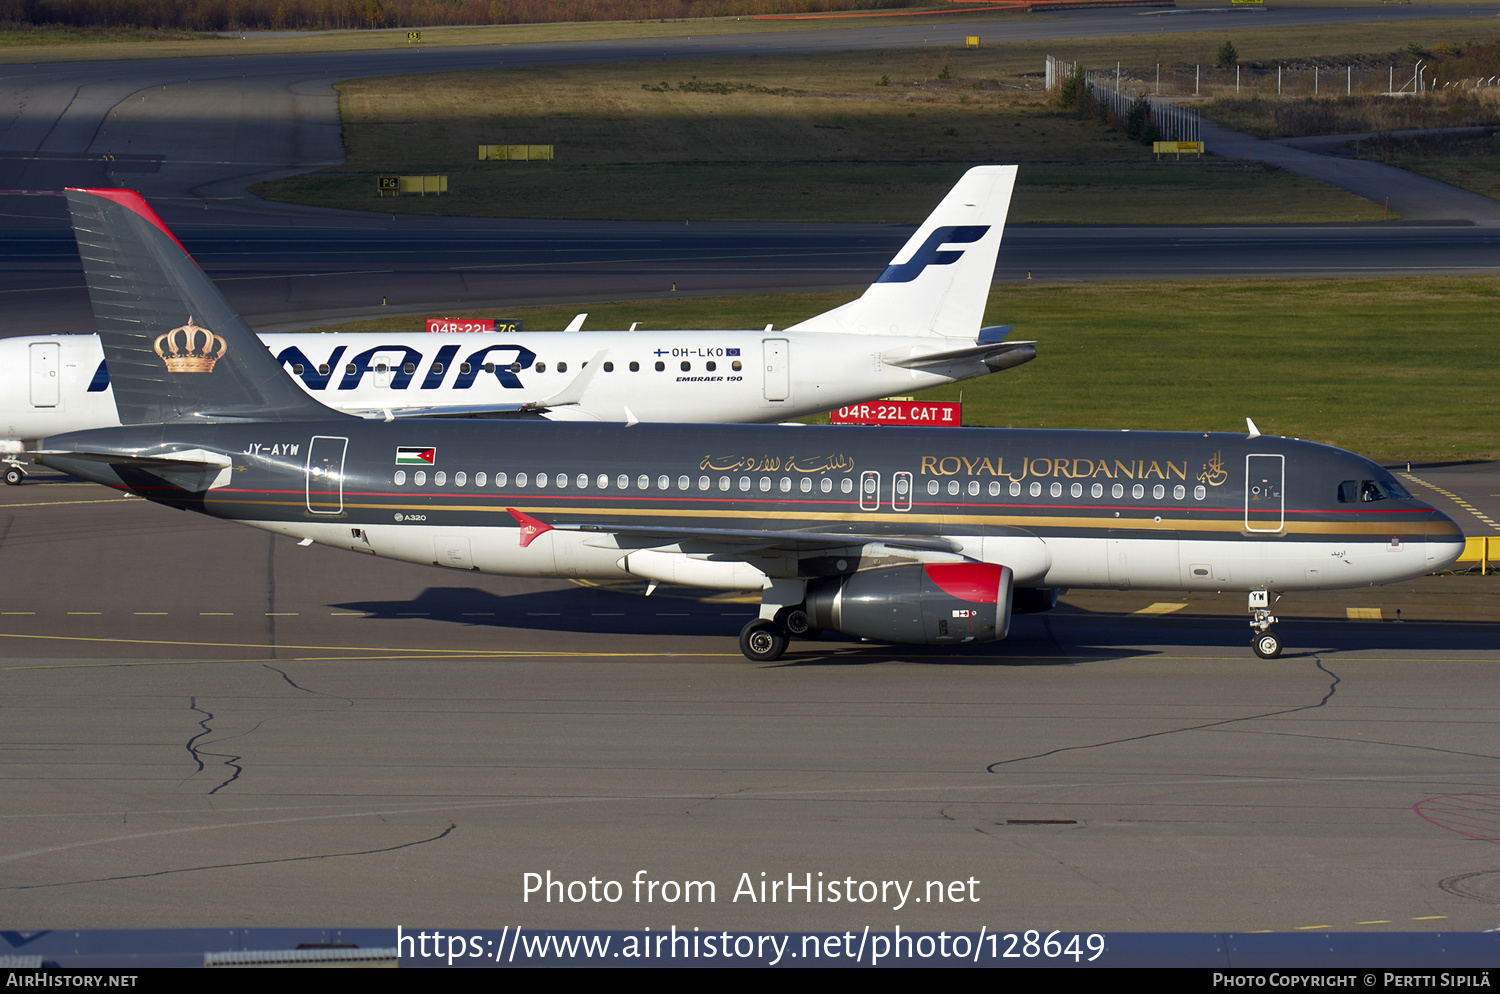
[1424,511,1466,572]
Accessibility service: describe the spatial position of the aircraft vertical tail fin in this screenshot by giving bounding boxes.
[786,165,1016,339]
[64,188,343,425]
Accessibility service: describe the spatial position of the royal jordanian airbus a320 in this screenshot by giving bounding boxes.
[37,186,1465,661]
[0,168,1034,483]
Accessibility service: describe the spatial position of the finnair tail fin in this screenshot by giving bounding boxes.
[64,188,343,425]
[786,165,1016,339]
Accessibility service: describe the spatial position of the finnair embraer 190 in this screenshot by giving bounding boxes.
[37,185,1465,662]
[0,168,1034,484]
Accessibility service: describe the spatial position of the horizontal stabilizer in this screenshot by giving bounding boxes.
[882,340,1036,373]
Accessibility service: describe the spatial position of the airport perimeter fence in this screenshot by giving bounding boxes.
[1046,56,1200,144]
[1047,55,1500,108]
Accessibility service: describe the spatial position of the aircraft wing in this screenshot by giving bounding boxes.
[506,508,965,556]
[345,350,612,421]
[345,403,554,420]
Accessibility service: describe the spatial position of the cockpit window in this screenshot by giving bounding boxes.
[1339,479,1407,503]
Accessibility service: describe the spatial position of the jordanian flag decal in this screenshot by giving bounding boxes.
[396,446,436,466]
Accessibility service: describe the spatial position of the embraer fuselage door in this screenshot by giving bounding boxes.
[306,435,348,514]
[29,343,59,408]
[762,338,789,402]
[1245,454,1285,533]
[860,470,881,511]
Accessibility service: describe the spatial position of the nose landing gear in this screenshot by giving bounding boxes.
[1249,590,1282,659]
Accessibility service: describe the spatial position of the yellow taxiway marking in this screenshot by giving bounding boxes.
[1134,602,1187,615]
[0,496,142,509]
[1402,473,1500,532]
[1346,607,1383,620]
[0,631,728,669]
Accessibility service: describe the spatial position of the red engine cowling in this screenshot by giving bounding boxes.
[804,563,1014,645]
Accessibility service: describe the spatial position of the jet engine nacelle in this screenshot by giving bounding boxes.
[804,562,1014,645]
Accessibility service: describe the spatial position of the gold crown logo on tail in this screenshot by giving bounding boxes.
[153,317,227,373]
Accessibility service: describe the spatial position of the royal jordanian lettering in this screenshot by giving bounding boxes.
[0,167,1034,483]
[36,185,1466,663]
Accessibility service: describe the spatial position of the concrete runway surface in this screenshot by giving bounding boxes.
[2,466,1497,933]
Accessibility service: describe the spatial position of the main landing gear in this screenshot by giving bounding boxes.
[1249,589,1282,659]
[738,605,824,662]
[3,461,26,486]
[739,619,789,662]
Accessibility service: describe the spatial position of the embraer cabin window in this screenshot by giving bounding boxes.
[820,478,832,494]
[496,472,508,487]
[394,470,406,485]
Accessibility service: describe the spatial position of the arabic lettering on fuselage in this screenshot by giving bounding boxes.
[700,454,856,474]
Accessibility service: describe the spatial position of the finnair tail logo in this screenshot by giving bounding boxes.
[875,225,990,284]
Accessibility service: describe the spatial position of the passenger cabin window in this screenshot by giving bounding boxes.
[630,361,640,372]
